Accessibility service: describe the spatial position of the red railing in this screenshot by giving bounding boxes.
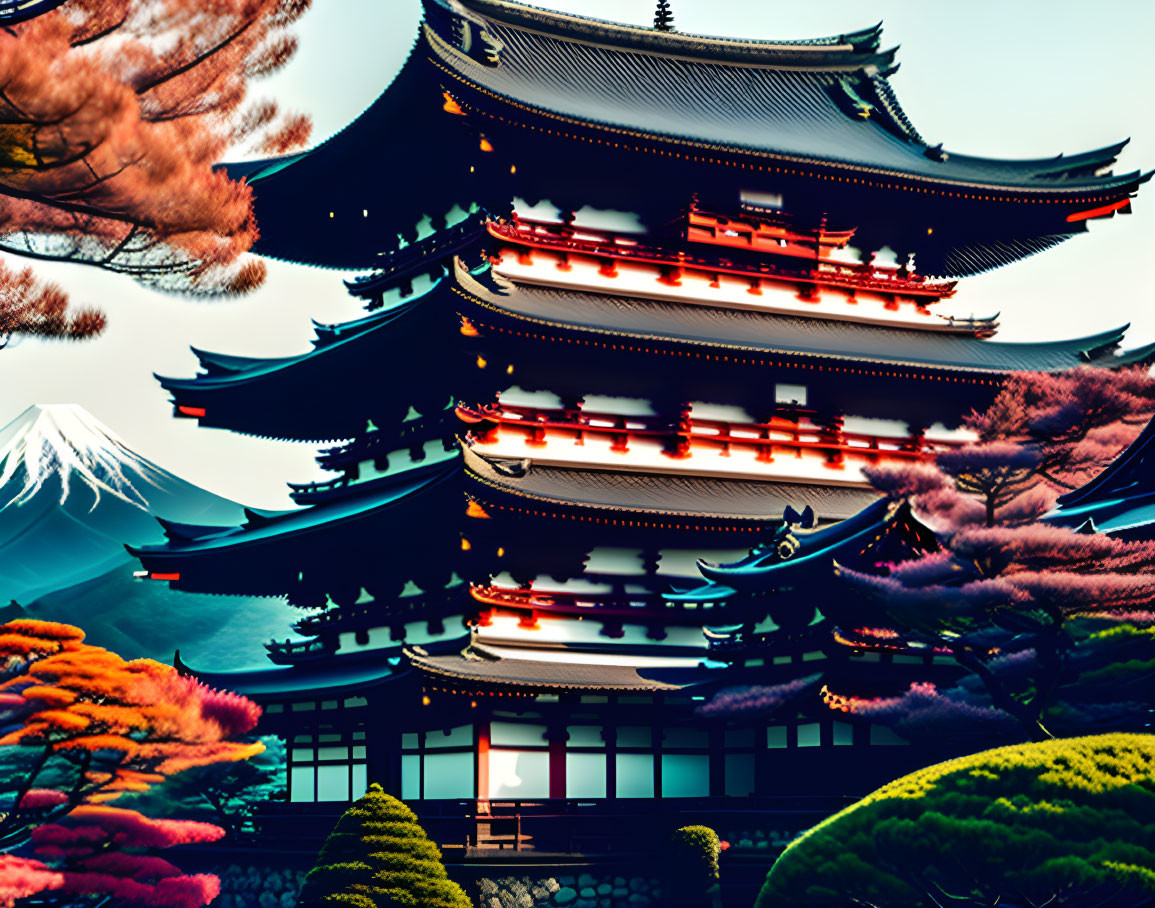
[459,401,956,467]
[489,219,957,303]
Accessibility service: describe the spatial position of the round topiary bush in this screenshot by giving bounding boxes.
[757,733,1155,908]
[299,783,472,908]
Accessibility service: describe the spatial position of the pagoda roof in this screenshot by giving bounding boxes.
[221,34,486,269]
[131,458,459,558]
[1046,416,1155,539]
[156,279,455,442]
[463,443,878,526]
[428,0,1148,197]
[456,263,1155,377]
[670,498,936,599]
[174,649,410,699]
[407,640,700,693]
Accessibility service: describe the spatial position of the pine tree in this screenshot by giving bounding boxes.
[299,784,471,908]
[654,0,675,32]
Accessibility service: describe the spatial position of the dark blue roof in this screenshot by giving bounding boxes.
[156,278,457,442]
[132,458,459,557]
[1045,417,1155,539]
[430,0,1147,195]
[667,499,936,601]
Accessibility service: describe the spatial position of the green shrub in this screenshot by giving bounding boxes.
[300,784,472,908]
[756,733,1155,908]
[664,825,721,908]
[672,826,721,881]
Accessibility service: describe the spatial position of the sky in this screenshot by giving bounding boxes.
[2,0,1154,509]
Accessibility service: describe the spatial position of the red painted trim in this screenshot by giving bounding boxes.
[490,222,955,301]
[176,406,206,418]
[1066,198,1130,223]
[476,721,491,806]
[150,572,180,581]
[549,734,566,799]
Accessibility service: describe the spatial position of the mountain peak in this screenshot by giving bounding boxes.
[0,404,165,511]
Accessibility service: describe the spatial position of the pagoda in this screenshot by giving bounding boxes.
[132,0,1152,848]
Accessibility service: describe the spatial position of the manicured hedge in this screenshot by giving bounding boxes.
[756,734,1155,908]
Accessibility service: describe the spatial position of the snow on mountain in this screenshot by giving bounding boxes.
[0,403,167,511]
[0,404,246,603]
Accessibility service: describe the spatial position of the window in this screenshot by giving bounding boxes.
[401,725,476,799]
[615,725,654,798]
[567,753,607,798]
[289,730,368,803]
[660,727,711,797]
[797,723,822,748]
[832,721,854,746]
[661,754,709,797]
[615,753,654,798]
[422,753,471,798]
[490,750,549,798]
[725,753,755,797]
[725,728,756,797]
[566,726,606,798]
[489,721,549,799]
[767,726,788,749]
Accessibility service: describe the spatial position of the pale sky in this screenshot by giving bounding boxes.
[2,0,1153,509]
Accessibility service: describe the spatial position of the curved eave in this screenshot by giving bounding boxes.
[429,28,1149,201]
[131,460,459,558]
[188,347,300,375]
[706,497,895,574]
[174,649,411,698]
[1111,339,1155,367]
[1055,415,1155,508]
[449,0,891,71]
[407,643,698,693]
[664,581,739,605]
[937,139,1132,182]
[217,151,311,185]
[462,444,877,530]
[159,293,436,394]
[456,264,1136,379]
[695,499,931,591]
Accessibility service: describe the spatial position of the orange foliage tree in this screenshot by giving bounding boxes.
[0,0,313,343]
[0,620,266,906]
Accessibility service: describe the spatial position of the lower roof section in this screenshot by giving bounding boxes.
[456,263,1155,377]
[463,443,880,526]
[407,640,703,694]
[174,648,412,699]
[1046,416,1155,539]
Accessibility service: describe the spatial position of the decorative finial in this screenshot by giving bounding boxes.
[653,0,674,32]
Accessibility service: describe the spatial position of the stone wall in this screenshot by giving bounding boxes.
[476,872,662,908]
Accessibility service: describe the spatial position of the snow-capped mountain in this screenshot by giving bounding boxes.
[0,403,168,511]
[0,404,244,603]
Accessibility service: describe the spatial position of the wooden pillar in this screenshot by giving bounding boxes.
[476,719,491,810]
[605,719,618,799]
[549,726,567,800]
[709,728,725,797]
[652,718,663,798]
